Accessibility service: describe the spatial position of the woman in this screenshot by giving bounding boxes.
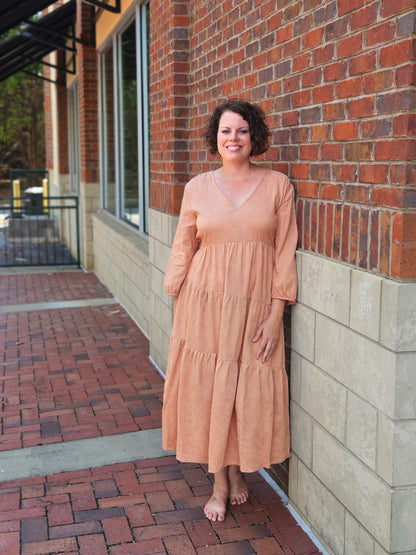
[163,100,298,522]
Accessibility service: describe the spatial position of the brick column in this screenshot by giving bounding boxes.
[76,0,100,269]
[148,0,190,370]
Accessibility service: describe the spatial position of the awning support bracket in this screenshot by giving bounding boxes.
[81,0,121,13]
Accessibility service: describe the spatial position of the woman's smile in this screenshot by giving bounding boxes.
[217,110,252,160]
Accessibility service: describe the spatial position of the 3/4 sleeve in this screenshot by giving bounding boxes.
[272,176,298,304]
[164,182,198,297]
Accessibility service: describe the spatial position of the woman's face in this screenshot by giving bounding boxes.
[217,110,252,162]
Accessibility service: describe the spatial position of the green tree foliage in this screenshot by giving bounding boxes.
[0,70,45,185]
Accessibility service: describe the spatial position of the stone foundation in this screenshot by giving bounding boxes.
[290,251,416,555]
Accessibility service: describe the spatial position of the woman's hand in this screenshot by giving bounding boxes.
[252,299,285,363]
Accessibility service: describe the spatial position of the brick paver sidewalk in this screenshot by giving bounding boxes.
[0,270,323,554]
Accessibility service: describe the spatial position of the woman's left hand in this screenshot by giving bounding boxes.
[252,299,285,363]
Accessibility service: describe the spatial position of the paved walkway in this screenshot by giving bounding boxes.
[0,268,324,554]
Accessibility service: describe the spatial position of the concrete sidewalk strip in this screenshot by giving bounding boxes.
[0,428,174,482]
[0,296,117,313]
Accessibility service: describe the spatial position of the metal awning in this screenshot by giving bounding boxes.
[0,0,59,37]
[0,0,77,84]
[0,0,121,84]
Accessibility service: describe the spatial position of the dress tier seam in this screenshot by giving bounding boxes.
[168,336,279,369]
[196,239,275,250]
[180,278,273,305]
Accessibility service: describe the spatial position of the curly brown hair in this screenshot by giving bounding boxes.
[203,100,271,156]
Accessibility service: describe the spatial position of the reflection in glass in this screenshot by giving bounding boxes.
[103,46,116,215]
[121,21,139,227]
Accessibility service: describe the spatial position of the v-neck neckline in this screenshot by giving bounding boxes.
[211,169,270,209]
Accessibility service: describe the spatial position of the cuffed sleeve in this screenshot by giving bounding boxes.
[164,183,198,297]
[272,176,298,304]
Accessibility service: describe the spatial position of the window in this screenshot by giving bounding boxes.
[68,81,80,194]
[100,3,150,232]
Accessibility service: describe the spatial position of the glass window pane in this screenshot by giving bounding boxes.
[103,46,116,215]
[121,21,139,227]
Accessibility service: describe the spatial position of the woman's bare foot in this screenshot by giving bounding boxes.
[204,468,229,522]
[228,465,249,505]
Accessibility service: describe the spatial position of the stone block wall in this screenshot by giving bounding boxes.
[93,212,150,335]
[290,251,416,554]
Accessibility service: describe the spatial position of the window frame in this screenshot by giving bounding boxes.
[99,2,150,233]
[68,80,81,195]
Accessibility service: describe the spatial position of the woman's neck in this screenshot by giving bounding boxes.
[219,160,254,179]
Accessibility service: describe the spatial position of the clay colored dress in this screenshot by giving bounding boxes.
[163,169,298,474]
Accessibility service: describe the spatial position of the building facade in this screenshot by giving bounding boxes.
[43,1,416,553]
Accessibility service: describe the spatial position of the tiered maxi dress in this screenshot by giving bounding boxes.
[162,169,298,474]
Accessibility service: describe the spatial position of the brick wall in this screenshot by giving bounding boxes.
[76,0,99,184]
[152,0,416,280]
[149,0,190,215]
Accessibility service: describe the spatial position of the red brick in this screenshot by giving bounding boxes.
[98,494,145,508]
[346,143,373,161]
[338,34,363,58]
[49,521,101,539]
[0,532,19,555]
[346,185,372,205]
[351,4,378,30]
[367,21,396,46]
[338,0,364,15]
[322,143,343,161]
[298,182,319,199]
[313,83,336,103]
[311,202,318,252]
[112,539,165,553]
[359,208,369,268]
[313,44,335,65]
[349,97,375,119]
[303,27,324,50]
[318,203,326,254]
[370,210,380,271]
[21,537,78,554]
[184,519,219,548]
[0,493,20,511]
[336,77,362,98]
[380,211,392,275]
[333,204,343,259]
[250,536,285,554]
[341,205,351,262]
[102,516,133,545]
[293,53,311,73]
[323,102,346,121]
[363,70,395,93]
[396,63,416,87]
[380,0,415,18]
[311,124,331,142]
[350,207,360,264]
[70,490,97,512]
[320,184,340,201]
[124,504,154,527]
[375,139,416,161]
[146,491,175,513]
[154,507,205,524]
[326,204,335,258]
[324,60,348,82]
[360,164,389,184]
[47,502,73,526]
[133,523,186,541]
[393,114,416,136]
[350,52,377,75]
[380,39,415,68]
[78,533,108,554]
[334,122,360,141]
[197,542,254,555]
[392,212,416,278]
[163,533,197,554]
[216,523,272,543]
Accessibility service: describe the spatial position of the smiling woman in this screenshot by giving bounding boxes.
[162,100,298,523]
